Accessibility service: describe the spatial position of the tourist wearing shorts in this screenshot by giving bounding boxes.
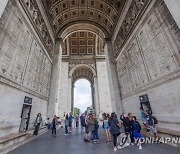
[146,111,159,140]
[102,113,111,143]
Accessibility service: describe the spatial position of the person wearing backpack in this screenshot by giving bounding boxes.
[93,115,100,144]
[80,114,85,128]
[145,111,159,140]
[132,116,143,149]
[87,114,97,143]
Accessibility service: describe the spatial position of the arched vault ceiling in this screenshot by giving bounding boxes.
[72,66,94,84]
[44,0,127,36]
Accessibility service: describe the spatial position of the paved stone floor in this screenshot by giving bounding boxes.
[9,127,180,154]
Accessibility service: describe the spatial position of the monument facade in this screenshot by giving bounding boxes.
[0,0,179,137]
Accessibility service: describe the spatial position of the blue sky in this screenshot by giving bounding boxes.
[74,79,92,113]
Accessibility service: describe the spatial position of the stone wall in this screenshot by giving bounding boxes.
[0,0,52,136]
[0,84,48,137]
[58,61,69,117]
[96,60,112,114]
[115,0,180,130]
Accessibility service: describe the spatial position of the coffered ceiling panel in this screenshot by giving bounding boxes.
[64,31,104,56]
[44,0,127,35]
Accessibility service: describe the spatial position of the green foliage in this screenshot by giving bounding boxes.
[86,105,93,113]
[73,107,80,115]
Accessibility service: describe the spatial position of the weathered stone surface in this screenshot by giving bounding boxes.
[0,0,180,143]
[0,0,52,138]
[0,0,52,98]
[0,84,48,138]
[115,0,180,130]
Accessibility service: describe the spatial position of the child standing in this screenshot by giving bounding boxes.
[45,118,51,130]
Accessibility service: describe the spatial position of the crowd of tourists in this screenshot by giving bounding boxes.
[33,107,159,151]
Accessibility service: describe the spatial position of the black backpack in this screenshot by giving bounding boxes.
[152,116,158,124]
[81,116,86,127]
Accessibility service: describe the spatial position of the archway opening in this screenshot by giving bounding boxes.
[73,79,92,115]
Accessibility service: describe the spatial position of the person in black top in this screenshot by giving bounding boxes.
[51,115,58,137]
[120,113,134,145]
[109,112,122,151]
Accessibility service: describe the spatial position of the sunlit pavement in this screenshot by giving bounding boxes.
[9,127,180,154]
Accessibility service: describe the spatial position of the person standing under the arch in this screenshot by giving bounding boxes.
[74,114,79,128]
[132,116,143,149]
[103,113,111,143]
[109,112,122,151]
[93,114,100,144]
[145,111,159,140]
[68,112,74,133]
[63,112,66,120]
[51,115,58,137]
[120,113,134,145]
[33,113,42,136]
[84,112,90,142]
[64,114,69,135]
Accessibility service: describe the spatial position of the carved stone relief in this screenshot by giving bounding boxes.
[116,0,180,98]
[21,0,54,58]
[114,0,150,55]
[0,1,52,98]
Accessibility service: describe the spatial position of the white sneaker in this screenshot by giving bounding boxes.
[114,147,117,151]
[137,143,140,147]
[130,143,134,145]
[139,145,142,150]
[64,134,67,135]
[117,145,122,150]
[125,143,130,146]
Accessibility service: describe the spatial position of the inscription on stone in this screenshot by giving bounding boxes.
[138,12,177,79]
[116,1,179,97]
[0,4,52,97]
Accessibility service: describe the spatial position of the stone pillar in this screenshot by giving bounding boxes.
[94,77,100,116]
[58,61,69,117]
[47,39,62,118]
[96,60,112,115]
[0,0,9,18]
[104,39,123,116]
[90,84,95,109]
[71,84,74,112]
[164,0,180,29]
[67,77,72,112]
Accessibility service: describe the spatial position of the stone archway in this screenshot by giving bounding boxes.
[69,64,98,114]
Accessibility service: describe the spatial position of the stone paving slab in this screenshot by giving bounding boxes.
[9,127,180,154]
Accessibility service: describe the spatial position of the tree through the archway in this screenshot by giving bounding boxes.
[73,79,92,114]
